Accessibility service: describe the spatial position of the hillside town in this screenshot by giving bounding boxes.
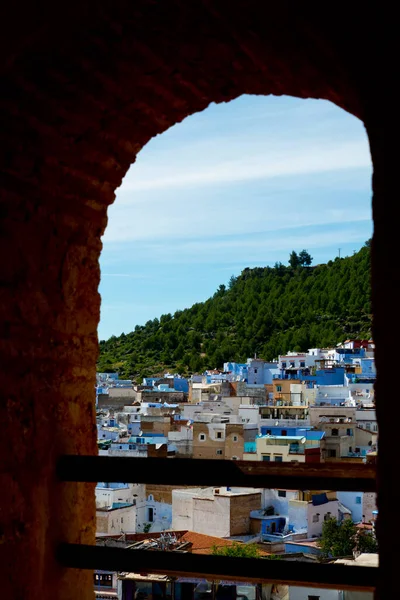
[95,340,377,600]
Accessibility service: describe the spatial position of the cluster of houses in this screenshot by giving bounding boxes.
[95,340,377,600]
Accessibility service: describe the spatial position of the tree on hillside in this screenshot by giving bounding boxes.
[97,245,371,375]
[274,262,286,273]
[228,275,238,289]
[289,250,300,268]
[298,249,313,266]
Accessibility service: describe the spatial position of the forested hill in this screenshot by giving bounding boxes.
[98,244,371,380]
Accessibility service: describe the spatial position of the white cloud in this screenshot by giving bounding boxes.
[118,140,370,194]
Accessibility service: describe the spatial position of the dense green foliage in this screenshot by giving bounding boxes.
[211,542,261,558]
[319,518,357,557]
[319,517,378,557]
[98,244,371,380]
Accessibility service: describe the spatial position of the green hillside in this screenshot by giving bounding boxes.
[98,243,371,380]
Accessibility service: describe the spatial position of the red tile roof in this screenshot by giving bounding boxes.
[181,532,235,555]
[180,532,271,556]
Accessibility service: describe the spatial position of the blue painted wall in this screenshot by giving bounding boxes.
[284,542,321,555]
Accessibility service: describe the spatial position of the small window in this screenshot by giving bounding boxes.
[233,435,238,442]
[262,455,270,461]
[216,431,222,439]
[308,596,320,600]
[281,430,287,436]
[199,433,206,441]
[290,362,295,368]
[300,362,305,368]
[312,514,319,523]
[148,507,154,522]
[216,449,223,455]
[121,517,123,524]
[346,428,352,436]
[274,455,283,462]
[356,496,362,504]
[278,490,286,498]
[328,449,337,458]
[254,368,258,374]
[332,428,339,436]
[324,512,331,521]
[282,362,287,368]
[355,447,361,453]
[266,429,272,435]
[277,385,282,392]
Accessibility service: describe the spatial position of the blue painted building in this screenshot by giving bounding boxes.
[97,482,128,489]
[284,541,322,555]
[143,375,189,393]
[261,516,287,537]
[304,367,345,386]
[334,347,366,364]
[223,359,279,384]
[127,422,141,436]
[259,426,325,448]
[130,433,168,445]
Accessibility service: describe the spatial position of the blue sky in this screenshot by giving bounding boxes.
[98,95,372,341]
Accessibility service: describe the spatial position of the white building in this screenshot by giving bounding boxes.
[172,487,261,537]
[307,497,351,538]
[145,492,173,533]
[96,503,137,535]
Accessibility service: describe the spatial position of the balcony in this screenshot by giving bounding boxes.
[289,444,305,455]
[260,418,311,427]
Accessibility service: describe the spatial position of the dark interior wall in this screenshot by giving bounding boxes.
[0,2,390,598]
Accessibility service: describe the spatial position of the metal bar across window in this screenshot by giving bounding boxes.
[57,455,376,492]
[58,544,377,591]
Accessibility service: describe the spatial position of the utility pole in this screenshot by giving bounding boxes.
[338,248,341,259]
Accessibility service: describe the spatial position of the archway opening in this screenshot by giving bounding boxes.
[98,94,372,376]
[95,97,375,578]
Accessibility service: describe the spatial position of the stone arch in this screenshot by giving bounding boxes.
[0,3,391,599]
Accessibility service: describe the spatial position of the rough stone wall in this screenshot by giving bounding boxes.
[97,394,134,409]
[96,514,109,535]
[363,493,378,524]
[224,425,245,460]
[230,493,262,535]
[193,422,226,459]
[142,391,187,403]
[146,484,200,504]
[0,1,392,597]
